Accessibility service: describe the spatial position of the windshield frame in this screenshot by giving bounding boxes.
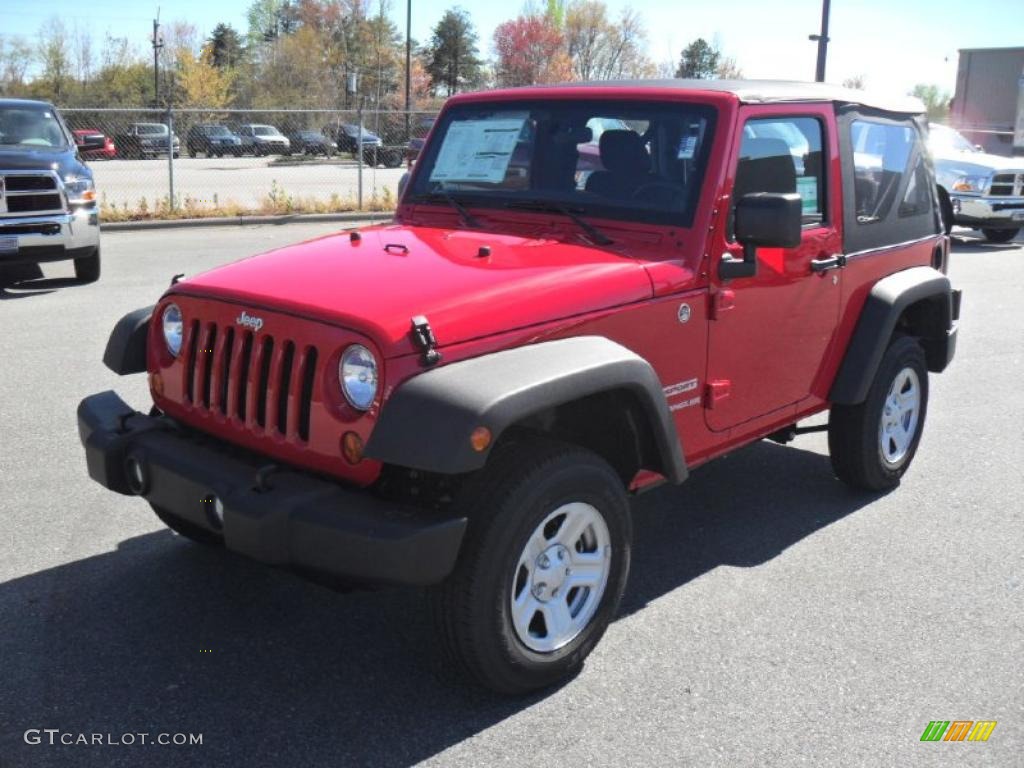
[406,98,718,228]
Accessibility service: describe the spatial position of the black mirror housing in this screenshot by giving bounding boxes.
[720,192,803,280]
[735,192,803,248]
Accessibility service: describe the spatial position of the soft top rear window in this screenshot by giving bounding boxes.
[408,99,717,227]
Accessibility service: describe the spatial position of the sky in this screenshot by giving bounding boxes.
[4,0,1023,98]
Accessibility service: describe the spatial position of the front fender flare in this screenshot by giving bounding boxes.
[103,305,154,375]
[365,336,688,483]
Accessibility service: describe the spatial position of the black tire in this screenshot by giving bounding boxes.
[188,147,197,158]
[937,187,954,235]
[431,436,632,694]
[981,228,1019,243]
[828,336,929,491]
[73,249,100,283]
[151,504,223,546]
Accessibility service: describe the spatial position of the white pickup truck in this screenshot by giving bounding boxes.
[930,123,1024,243]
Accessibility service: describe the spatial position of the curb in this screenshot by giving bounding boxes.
[100,211,395,232]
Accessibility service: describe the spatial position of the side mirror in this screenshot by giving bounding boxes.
[78,134,106,151]
[720,192,803,279]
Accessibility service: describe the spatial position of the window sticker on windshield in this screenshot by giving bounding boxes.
[430,117,526,184]
[796,176,818,214]
[677,135,698,159]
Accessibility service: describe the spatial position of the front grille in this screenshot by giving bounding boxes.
[989,172,1023,197]
[183,319,318,442]
[1,171,65,217]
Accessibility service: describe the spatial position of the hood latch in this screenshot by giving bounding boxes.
[410,315,442,367]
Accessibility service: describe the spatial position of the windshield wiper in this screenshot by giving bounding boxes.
[505,201,614,245]
[415,190,481,228]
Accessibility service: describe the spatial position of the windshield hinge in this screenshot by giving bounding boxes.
[410,315,442,367]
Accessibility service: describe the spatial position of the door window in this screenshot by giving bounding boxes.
[735,117,826,226]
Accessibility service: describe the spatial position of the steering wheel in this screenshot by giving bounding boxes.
[631,181,684,206]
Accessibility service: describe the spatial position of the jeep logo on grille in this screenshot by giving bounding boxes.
[235,311,264,332]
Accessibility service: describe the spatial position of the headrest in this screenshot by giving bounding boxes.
[735,138,796,198]
[599,130,650,176]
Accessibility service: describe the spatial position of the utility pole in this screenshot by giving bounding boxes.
[809,0,831,82]
[152,13,164,107]
[404,0,411,140]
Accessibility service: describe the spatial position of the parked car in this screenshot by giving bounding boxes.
[0,99,101,281]
[929,122,1024,242]
[404,115,436,165]
[115,123,180,159]
[186,124,243,157]
[235,124,290,156]
[287,130,337,156]
[79,80,961,695]
[72,129,116,160]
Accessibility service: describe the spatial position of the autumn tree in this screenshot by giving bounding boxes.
[493,15,571,87]
[425,8,484,96]
[37,18,73,102]
[176,44,235,108]
[842,74,866,90]
[675,38,719,79]
[564,2,652,81]
[0,36,34,95]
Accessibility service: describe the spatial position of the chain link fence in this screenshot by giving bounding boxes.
[61,108,439,219]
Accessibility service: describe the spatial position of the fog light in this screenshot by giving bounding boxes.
[124,454,147,495]
[203,494,224,529]
[341,432,364,464]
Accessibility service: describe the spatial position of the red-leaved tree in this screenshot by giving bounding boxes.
[493,15,572,87]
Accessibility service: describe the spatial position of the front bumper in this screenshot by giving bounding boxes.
[77,391,467,586]
[0,208,100,265]
[951,193,1024,229]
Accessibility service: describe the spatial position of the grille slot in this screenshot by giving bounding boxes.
[298,347,318,442]
[4,175,57,192]
[989,173,1023,197]
[276,342,295,435]
[255,337,274,428]
[178,316,317,443]
[7,194,62,213]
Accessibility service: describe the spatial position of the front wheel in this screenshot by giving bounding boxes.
[73,249,100,283]
[431,437,631,694]
[828,335,929,491]
[981,228,1019,243]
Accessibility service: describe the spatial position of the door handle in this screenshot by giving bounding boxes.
[810,254,846,273]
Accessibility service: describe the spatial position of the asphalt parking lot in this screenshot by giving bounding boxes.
[89,156,406,208]
[0,225,1021,767]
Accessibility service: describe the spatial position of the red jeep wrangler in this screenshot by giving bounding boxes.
[79,81,961,694]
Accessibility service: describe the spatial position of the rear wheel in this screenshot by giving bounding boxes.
[73,249,100,283]
[431,437,631,694]
[828,335,929,491]
[981,228,1019,243]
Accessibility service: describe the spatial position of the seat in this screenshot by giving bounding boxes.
[585,130,656,200]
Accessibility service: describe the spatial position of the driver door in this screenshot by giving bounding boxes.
[705,108,843,432]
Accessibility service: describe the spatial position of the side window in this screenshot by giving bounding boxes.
[850,120,914,223]
[735,117,825,227]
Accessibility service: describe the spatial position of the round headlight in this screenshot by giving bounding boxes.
[339,344,378,410]
[162,303,183,357]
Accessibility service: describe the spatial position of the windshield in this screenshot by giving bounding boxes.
[205,126,231,136]
[0,106,69,148]
[253,126,279,136]
[137,123,167,135]
[408,99,716,227]
[928,124,977,153]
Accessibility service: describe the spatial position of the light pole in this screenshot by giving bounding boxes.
[405,0,412,141]
[152,16,164,106]
[809,0,831,83]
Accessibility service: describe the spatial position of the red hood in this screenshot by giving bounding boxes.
[174,224,654,358]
